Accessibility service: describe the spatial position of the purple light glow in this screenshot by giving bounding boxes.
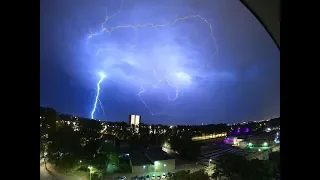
[224,137,234,144]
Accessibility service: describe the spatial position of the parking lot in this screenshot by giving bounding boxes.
[107,164,204,180]
[107,171,171,180]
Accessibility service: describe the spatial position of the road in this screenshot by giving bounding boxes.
[40,162,84,180]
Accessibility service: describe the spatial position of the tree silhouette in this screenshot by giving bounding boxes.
[212,153,274,180]
[189,169,210,180]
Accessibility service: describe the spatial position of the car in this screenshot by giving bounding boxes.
[145,175,150,180]
[151,175,156,180]
[132,176,138,180]
[156,175,161,179]
[161,173,166,179]
[167,172,172,177]
[118,176,126,180]
[139,176,145,180]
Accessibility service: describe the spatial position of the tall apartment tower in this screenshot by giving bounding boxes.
[128,114,141,126]
[128,114,141,133]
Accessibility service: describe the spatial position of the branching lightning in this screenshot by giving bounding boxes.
[91,73,107,119]
[89,0,218,117]
[138,86,162,115]
[97,99,106,116]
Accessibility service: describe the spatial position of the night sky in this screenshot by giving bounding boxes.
[40,0,280,125]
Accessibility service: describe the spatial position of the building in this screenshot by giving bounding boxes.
[101,134,119,147]
[119,140,130,149]
[224,136,244,146]
[128,146,175,174]
[128,114,141,126]
[145,146,175,172]
[129,114,141,133]
[239,141,248,149]
[192,133,227,141]
[129,150,153,174]
[246,132,276,148]
[224,136,236,144]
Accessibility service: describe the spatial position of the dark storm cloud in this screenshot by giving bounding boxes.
[40,0,279,124]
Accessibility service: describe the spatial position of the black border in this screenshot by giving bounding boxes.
[280,0,318,179]
[280,2,288,180]
[1,0,39,179]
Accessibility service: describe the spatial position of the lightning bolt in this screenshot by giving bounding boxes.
[137,86,162,115]
[91,73,107,119]
[88,0,218,116]
[97,99,106,116]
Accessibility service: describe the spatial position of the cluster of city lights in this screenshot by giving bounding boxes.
[192,133,227,141]
[248,142,268,148]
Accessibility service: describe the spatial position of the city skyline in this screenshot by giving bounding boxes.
[42,106,279,126]
[40,0,280,125]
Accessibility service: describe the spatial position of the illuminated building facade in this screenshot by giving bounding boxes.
[129,146,175,174]
[129,114,141,133]
[128,114,141,126]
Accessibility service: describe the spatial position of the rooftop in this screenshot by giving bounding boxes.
[247,131,276,139]
[145,146,174,162]
[118,146,131,154]
[129,150,153,166]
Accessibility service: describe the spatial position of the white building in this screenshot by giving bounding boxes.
[129,114,141,133]
[129,114,141,126]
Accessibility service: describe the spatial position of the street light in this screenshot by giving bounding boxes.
[209,159,212,166]
[88,166,94,180]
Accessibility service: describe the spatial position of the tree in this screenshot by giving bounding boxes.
[212,153,247,180]
[169,136,201,160]
[46,122,82,173]
[117,128,132,140]
[90,153,108,177]
[40,134,48,170]
[40,107,60,132]
[212,153,274,180]
[169,170,190,180]
[54,154,81,174]
[40,107,62,171]
[109,152,119,166]
[90,142,119,177]
[189,169,210,180]
[169,170,209,180]
[139,123,150,137]
[268,117,280,127]
[242,159,273,180]
[269,152,280,179]
[78,118,103,140]
[269,152,280,165]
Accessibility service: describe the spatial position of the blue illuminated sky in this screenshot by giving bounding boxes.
[40,0,279,125]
